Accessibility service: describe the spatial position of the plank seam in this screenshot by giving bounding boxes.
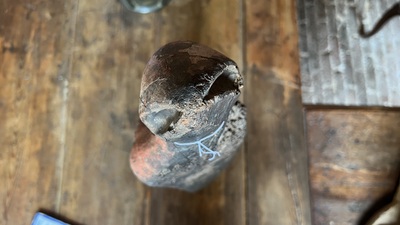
[286,135,302,225]
[55,0,80,213]
[240,0,249,224]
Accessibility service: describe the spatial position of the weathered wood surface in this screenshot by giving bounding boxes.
[0,1,77,224]
[245,0,312,224]
[0,0,312,224]
[307,110,400,225]
[57,1,155,224]
[298,0,400,106]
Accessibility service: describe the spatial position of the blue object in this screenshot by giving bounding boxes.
[120,0,172,14]
[31,213,68,225]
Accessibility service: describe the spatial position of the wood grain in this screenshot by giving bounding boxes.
[1,0,315,224]
[298,0,400,106]
[0,1,77,224]
[245,0,312,224]
[307,110,400,225]
[57,1,157,224]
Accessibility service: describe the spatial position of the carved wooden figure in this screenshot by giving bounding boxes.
[130,41,246,192]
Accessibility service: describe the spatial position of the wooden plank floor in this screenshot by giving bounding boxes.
[0,0,311,224]
[297,0,400,106]
[297,0,400,224]
[306,109,400,225]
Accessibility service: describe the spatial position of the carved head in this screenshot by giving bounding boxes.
[139,41,243,142]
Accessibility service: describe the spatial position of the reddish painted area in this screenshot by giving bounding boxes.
[130,122,175,182]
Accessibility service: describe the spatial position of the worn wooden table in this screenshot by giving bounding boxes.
[3,0,399,224]
[1,0,311,224]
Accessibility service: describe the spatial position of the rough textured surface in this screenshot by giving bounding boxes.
[307,109,400,225]
[139,0,249,224]
[139,41,243,143]
[131,103,246,191]
[298,0,400,106]
[132,41,246,191]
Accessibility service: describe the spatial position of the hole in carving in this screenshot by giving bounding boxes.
[204,71,239,101]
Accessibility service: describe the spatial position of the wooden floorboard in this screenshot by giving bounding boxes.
[298,0,400,106]
[307,109,400,225]
[245,0,312,224]
[57,1,156,224]
[0,1,77,224]
[0,0,313,224]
